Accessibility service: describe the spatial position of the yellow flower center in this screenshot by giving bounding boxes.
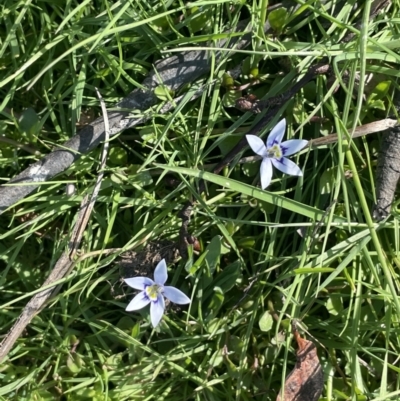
[267,144,282,159]
[146,284,162,301]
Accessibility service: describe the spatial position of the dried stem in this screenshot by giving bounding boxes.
[0,89,111,363]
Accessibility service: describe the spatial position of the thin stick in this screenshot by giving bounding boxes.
[309,118,398,148]
[69,88,110,258]
[0,89,111,363]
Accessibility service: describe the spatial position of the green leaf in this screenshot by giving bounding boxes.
[122,60,148,75]
[209,348,224,367]
[367,80,391,104]
[188,7,212,33]
[150,16,171,32]
[127,165,153,186]
[303,81,317,101]
[268,8,288,33]
[206,317,222,334]
[228,335,245,356]
[259,311,273,332]
[368,99,386,110]
[106,353,124,369]
[242,57,251,75]
[154,84,174,101]
[131,322,140,339]
[155,164,347,223]
[249,67,259,79]
[205,235,221,274]
[73,387,97,398]
[222,73,235,88]
[293,267,335,274]
[203,261,240,302]
[66,354,82,374]
[237,237,256,249]
[32,390,55,401]
[18,107,40,141]
[207,289,224,318]
[186,247,207,275]
[109,147,127,165]
[259,200,276,214]
[110,172,125,184]
[212,261,241,293]
[326,295,343,316]
[222,90,242,108]
[217,134,242,154]
[319,167,337,195]
[139,126,157,144]
[117,316,135,331]
[264,344,278,363]
[242,161,260,177]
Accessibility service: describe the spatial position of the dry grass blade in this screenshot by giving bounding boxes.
[309,118,398,148]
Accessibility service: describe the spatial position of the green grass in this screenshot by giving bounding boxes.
[1,0,400,400]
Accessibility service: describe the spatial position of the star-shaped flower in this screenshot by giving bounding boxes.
[124,259,191,327]
[246,118,308,189]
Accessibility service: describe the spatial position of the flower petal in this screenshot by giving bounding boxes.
[163,286,191,304]
[260,157,273,189]
[126,291,151,311]
[266,118,286,148]
[280,139,308,157]
[124,277,154,290]
[154,259,168,285]
[150,294,165,327]
[246,135,268,157]
[271,157,303,176]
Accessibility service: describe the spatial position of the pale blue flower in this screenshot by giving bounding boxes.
[124,259,191,327]
[246,118,308,189]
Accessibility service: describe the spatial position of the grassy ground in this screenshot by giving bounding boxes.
[1,0,400,400]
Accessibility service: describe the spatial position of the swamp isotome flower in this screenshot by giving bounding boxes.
[124,259,190,327]
[246,118,308,189]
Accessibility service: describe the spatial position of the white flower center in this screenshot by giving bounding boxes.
[146,284,163,301]
[267,144,282,159]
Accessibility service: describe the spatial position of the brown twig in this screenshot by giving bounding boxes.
[0,88,111,363]
[373,124,400,220]
[309,118,398,148]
